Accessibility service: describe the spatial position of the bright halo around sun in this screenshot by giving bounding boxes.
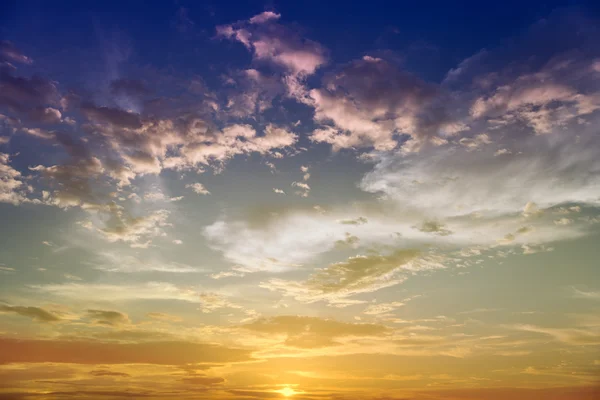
[277,387,298,397]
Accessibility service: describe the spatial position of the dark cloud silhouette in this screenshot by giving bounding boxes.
[0,304,61,322]
[0,337,253,365]
[86,309,130,326]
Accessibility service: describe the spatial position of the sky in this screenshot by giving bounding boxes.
[0,1,600,399]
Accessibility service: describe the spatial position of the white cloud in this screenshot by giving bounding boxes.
[186,182,210,195]
[360,133,600,218]
[249,11,281,24]
[0,153,30,205]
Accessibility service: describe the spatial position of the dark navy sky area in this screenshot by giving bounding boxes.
[3,0,600,83]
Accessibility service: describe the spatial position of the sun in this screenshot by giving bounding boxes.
[278,387,298,397]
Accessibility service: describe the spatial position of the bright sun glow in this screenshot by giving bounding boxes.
[278,387,297,397]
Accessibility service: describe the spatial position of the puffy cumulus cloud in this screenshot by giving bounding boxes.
[179,123,297,169]
[458,133,491,150]
[0,153,30,205]
[0,337,253,365]
[445,14,600,138]
[242,315,388,348]
[222,69,284,118]
[186,182,210,195]
[361,132,600,218]
[85,309,131,327]
[309,13,600,153]
[217,13,326,76]
[30,156,106,209]
[291,181,310,197]
[291,164,311,197]
[309,56,463,151]
[0,66,60,119]
[28,135,178,248]
[88,116,296,177]
[92,208,172,247]
[217,11,327,98]
[0,304,61,323]
[468,58,600,134]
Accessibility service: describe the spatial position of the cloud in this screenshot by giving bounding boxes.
[81,103,143,129]
[31,282,206,303]
[146,312,183,322]
[415,220,452,236]
[468,58,600,134]
[0,153,30,205]
[0,304,61,323]
[0,41,33,64]
[94,208,172,247]
[339,217,368,225]
[513,324,600,345]
[217,12,327,100]
[260,250,427,306]
[0,67,59,117]
[363,300,411,316]
[309,56,461,151]
[217,13,327,77]
[0,337,252,365]
[85,309,131,326]
[186,182,210,195]
[223,69,284,118]
[249,11,281,24]
[86,249,199,273]
[291,181,310,197]
[197,292,243,313]
[572,287,600,300]
[89,370,131,378]
[360,133,600,218]
[272,188,285,194]
[242,315,388,348]
[307,249,419,295]
[178,123,297,170]
[204,195,578,280]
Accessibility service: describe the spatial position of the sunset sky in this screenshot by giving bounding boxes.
[1,1,599,399]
